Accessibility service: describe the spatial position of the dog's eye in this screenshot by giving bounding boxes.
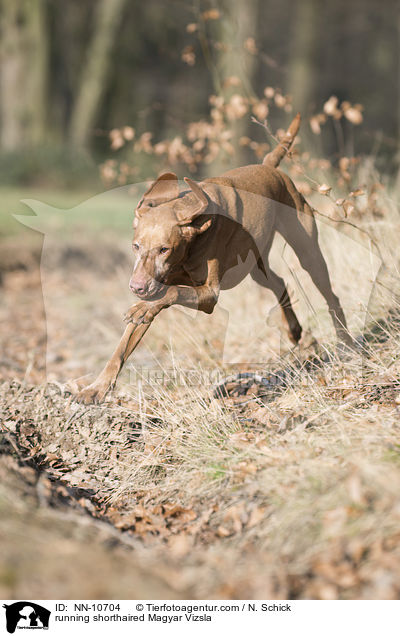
[133,243,140,250]
[159,247,169,254]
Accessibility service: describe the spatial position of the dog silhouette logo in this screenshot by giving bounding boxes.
[2,602,50,633]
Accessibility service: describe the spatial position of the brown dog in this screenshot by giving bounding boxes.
[76,114,350,404]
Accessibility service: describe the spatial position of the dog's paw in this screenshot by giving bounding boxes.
[75,381,110,405]
[124,301,162,325]
[64,375,93,395]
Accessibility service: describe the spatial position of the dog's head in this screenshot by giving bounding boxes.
[129,172,212,299]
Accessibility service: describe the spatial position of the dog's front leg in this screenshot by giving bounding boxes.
[75,321,151,404]
[76,294,175,404]
[77,263,220,404]
[123,294,175,325]
[124,284,219,326]
[125,260,220,321]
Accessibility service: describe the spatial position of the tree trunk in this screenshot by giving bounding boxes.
[287,0,319,117]
[28,0,48,145]
[0,0,48,150]
[69,0,127,150]
[216,0,258,98]
[213,0,259,170]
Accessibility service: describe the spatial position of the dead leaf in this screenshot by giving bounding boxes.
[323,507,348,536]
[343,201,355,216]
[344,107,363,125]
[264,86,275,99]
[252,101,269,120]
[186,23,198,33]
[202,9,220,20]
[247,506,267,528]
[318,184,332,196]
[217,525,233,537]
[244,37,257,54]
[347,473,367,506]
[162,503,197,523]
[323,95,340,117]
[181,46,195,66]
[168,534,193,557]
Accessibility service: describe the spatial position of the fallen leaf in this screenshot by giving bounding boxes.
[202,9,220,20]
[247,506,267,528]
[217,525,233,537]
[318,184,332,196]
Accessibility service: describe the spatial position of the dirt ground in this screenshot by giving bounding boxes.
[2,233,400,599]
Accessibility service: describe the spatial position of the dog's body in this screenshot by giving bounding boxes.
[76,114,350,404]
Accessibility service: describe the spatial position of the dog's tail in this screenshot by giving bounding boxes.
[262,113,301,168]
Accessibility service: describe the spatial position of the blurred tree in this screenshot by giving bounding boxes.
[216,0,258,98]
[69,0,128,150]
[288,0,319,117]
[0,0,398,181]
[213,0,259,166]
[0,0,48,150]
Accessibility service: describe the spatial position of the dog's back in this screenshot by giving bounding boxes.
[204,112,303,216]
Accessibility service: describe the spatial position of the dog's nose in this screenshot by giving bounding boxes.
[130,281,146,295]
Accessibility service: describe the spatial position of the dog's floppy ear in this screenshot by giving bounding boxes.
[136,172,179,218]
[177,177,209,225]
[177,177,212,237]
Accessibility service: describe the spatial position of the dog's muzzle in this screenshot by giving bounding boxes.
[129,279,167,300]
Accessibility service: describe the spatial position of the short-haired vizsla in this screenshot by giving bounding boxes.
[76,114,351,404]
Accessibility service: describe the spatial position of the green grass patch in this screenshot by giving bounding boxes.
[0,185,138,238]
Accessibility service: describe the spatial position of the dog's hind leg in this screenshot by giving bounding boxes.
[250,258,302,344]
[276,203,352,345]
